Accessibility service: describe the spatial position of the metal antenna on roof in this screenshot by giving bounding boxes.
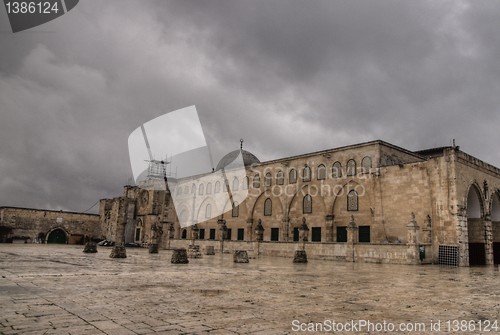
[240,138,244,150]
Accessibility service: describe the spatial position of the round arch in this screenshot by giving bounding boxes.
[465,182,486,265]
[46,227,69,244]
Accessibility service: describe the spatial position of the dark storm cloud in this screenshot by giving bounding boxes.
[1,0,500,212]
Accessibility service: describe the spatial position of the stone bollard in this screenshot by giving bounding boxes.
[171,248,189,264]
[187,245,202,258]
[109,245,127,258]
[293,250,308,263]
[149,243,159,254]
[233,250,249,263]
[205,245,215,255]
[83,241,97,253]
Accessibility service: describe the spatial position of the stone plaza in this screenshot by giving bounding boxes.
[1,244,499,334]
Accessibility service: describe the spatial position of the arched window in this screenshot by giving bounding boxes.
[242,176,249,190]
[265,172,272,187]
[332,162,342,178]
[361,156,372,173]
[181,229,187,239]
[198,183,204,195]
[276,171,284,185]
[347,190,358,211]
[289,169,297,183]
[317,164,326,180]
[346,159,356,176]
[191,184,196,194]
[253,174,261,188]
[232,201,239,217]
[205,204,212,218]
[303,166,311,182]
[303,194,312,214]
[206,182,212,194]
[264,198,272,216]
[215,181,221,193]
[232,177,239,191]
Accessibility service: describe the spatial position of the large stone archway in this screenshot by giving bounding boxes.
[466,185,486,265]
[46,228,68,244]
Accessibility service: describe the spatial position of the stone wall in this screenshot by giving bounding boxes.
[167,239,417,265]
[0,207,101,243]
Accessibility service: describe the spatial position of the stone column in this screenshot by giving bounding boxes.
[325,215,334,242]
[282,218,290,242]
[346,215,358,262]
[456,206,469,267]
[246,218,253,241]
[484,214,494,265]
[110,198,127,258]
[406,213,420,264]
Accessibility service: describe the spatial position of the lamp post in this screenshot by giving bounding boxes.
[149,219,163,254]
[166,222,175,250]
[293,217,309,263]
[187,223,202,258]
[218,218,227,253]
[254,219,264,257]
[299,217,309,250]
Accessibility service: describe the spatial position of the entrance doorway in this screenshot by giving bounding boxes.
[46,229,67,244]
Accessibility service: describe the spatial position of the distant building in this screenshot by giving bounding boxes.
[99,140,500,266]
[0,207,100,244]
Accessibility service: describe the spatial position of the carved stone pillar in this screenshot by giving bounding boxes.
[325,215,334,242]
[484,214,494,265]
[457,206,469,267]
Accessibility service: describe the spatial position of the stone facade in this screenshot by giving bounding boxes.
[0,207,100,244]
[96,140,500,266]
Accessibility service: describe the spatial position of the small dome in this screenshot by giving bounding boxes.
[216,150,260,171]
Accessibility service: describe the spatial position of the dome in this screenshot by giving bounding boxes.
[216,149,260,171]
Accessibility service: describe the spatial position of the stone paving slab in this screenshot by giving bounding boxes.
[1,244,499,334]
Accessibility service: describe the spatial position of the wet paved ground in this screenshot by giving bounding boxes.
[0,244,499,335]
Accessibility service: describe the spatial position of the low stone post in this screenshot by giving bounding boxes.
[171,248,189,264]
[205,245,215,255]
[406,212,420,264]
[234,250,249,263]
[83,241,97,253]
[254,219,264,257]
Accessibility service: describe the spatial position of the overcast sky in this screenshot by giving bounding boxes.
[1,0,500,213]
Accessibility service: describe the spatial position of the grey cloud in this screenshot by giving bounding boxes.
[1,0,499,212]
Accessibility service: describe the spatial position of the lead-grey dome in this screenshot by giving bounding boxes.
[216,150,260,171]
